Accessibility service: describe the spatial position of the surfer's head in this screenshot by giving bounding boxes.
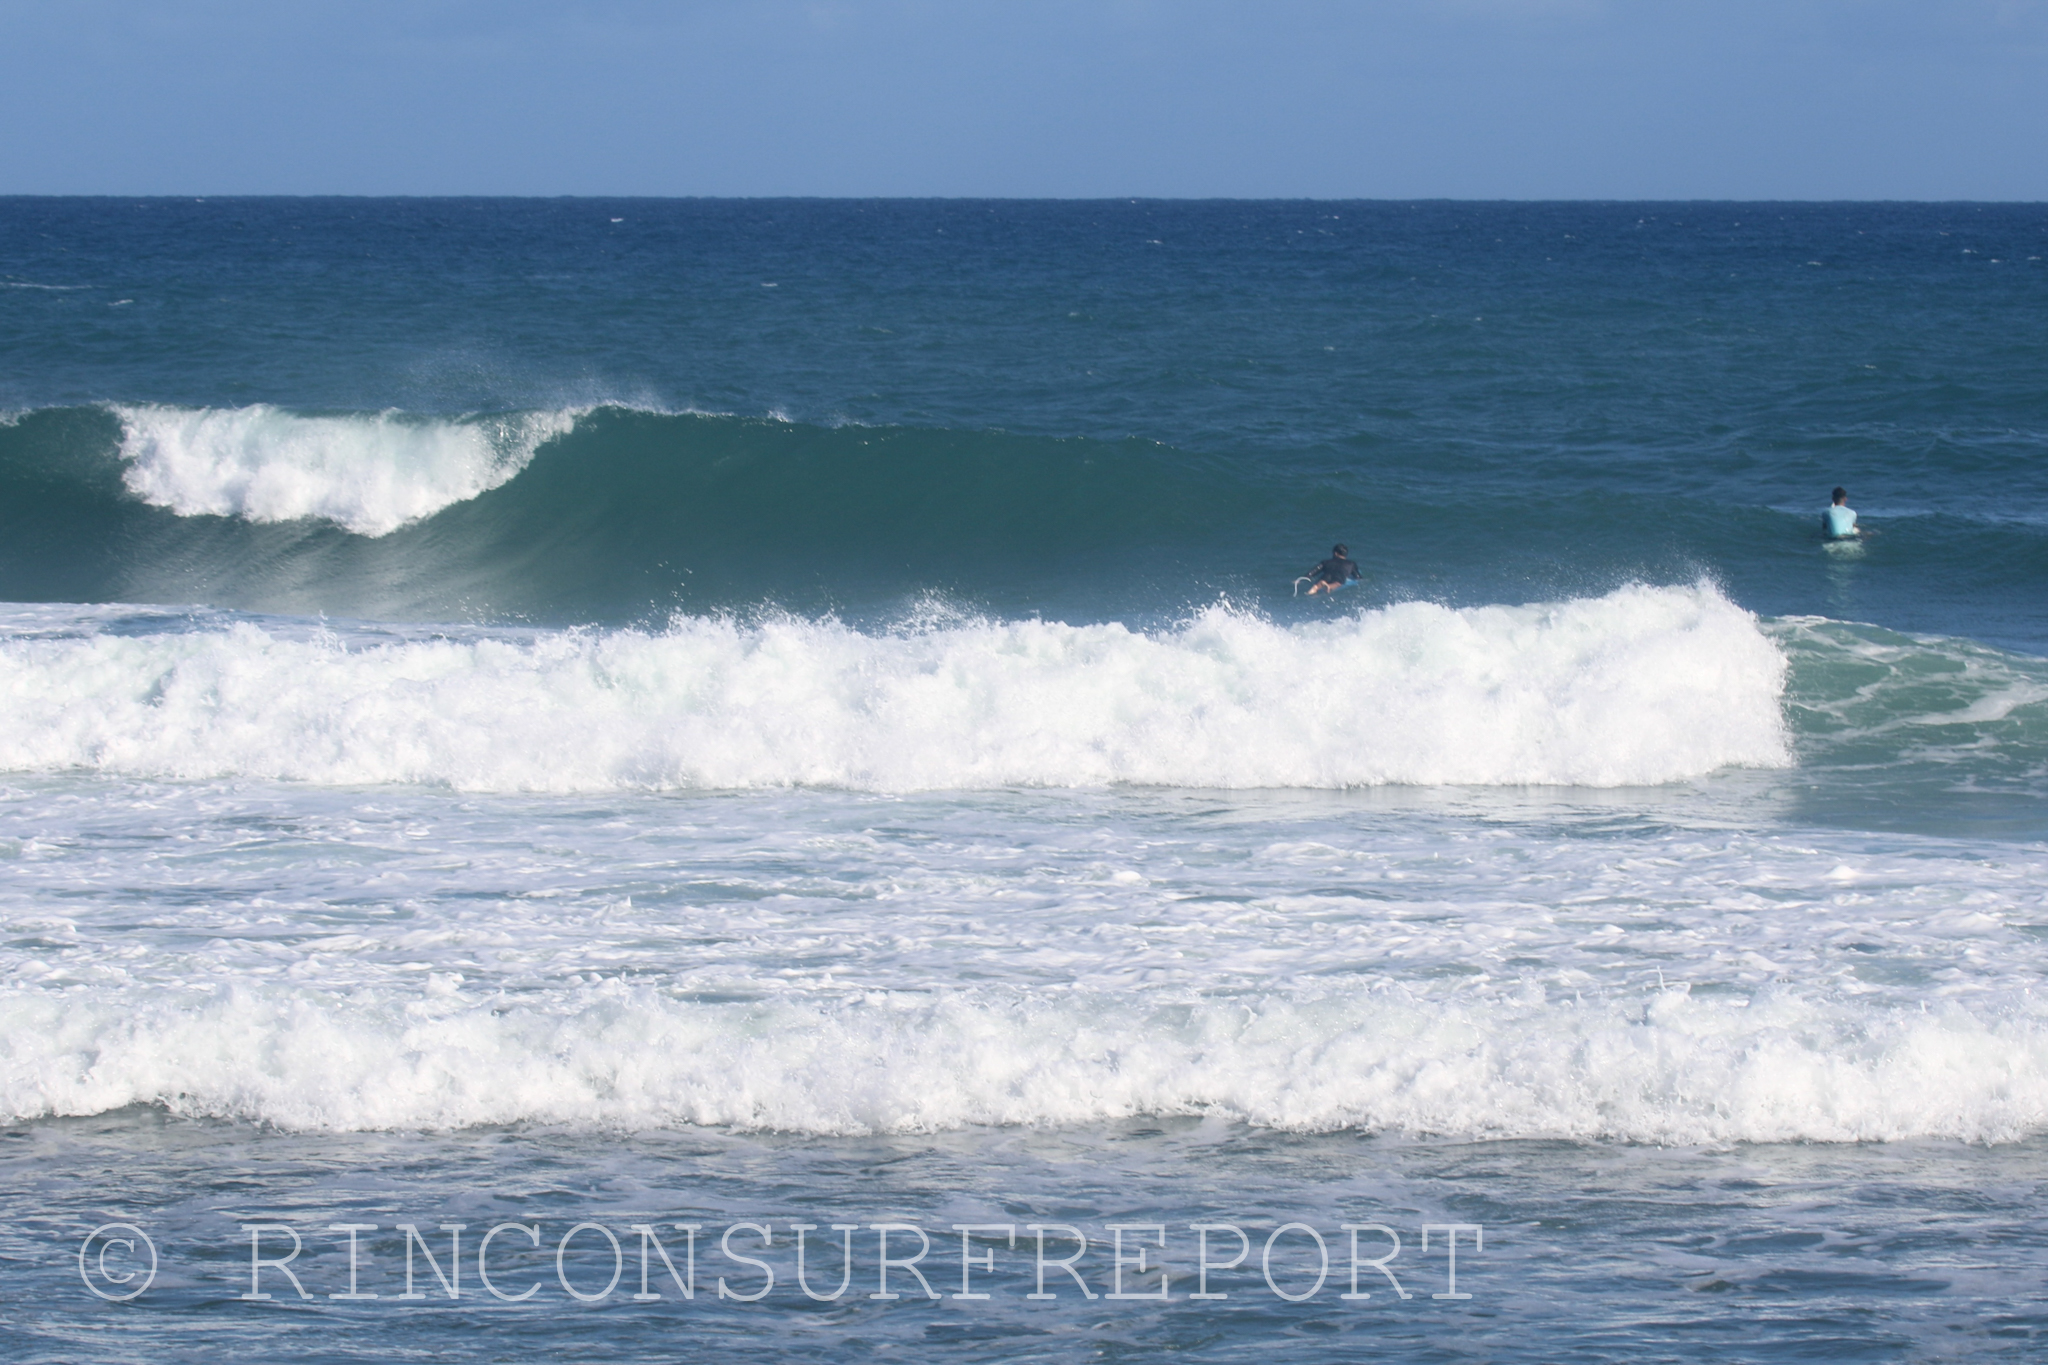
[1333,544,1348,557]
[1831,487,1848,505]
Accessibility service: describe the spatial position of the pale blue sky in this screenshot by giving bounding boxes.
[3,0,2044,198]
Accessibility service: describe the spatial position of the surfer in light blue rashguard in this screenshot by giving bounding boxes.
[1823,486,1861,540]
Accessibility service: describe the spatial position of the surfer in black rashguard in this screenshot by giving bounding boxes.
[1304,544,1360,595]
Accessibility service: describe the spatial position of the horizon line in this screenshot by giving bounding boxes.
[3,194,2045,206]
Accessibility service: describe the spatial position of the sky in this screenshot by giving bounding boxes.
[1,0,2044,198]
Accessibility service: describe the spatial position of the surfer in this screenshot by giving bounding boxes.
[1823,487,1861,540]
[1304,544,1360,595]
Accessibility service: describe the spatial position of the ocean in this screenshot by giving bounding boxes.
[3,197,2047,1361]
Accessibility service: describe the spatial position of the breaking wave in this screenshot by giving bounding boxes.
[0,585,1788,792]
[111,403,580,536]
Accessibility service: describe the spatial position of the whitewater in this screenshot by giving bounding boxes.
[8,592,2048,1153]
[0,586,1787,791]
[9,855,2047,1142]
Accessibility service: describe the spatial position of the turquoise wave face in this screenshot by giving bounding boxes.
[4,401,2047,643]
[1774,617,2048,836]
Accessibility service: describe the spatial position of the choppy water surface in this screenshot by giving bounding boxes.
[3,199,2046,1361]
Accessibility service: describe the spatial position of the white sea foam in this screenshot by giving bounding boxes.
[110,404,580,535]
[0,584,1789,791]
[3,736,2042,1144]
[4,980,2043,1142]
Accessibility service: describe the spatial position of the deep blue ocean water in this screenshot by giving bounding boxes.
[3,199,2047,1362]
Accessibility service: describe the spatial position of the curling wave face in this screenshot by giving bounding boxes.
[0,403,1269,621]
[0,585,1789,792]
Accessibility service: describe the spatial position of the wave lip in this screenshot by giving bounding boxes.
[111,403,580,536]
[0,584,1789,792]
